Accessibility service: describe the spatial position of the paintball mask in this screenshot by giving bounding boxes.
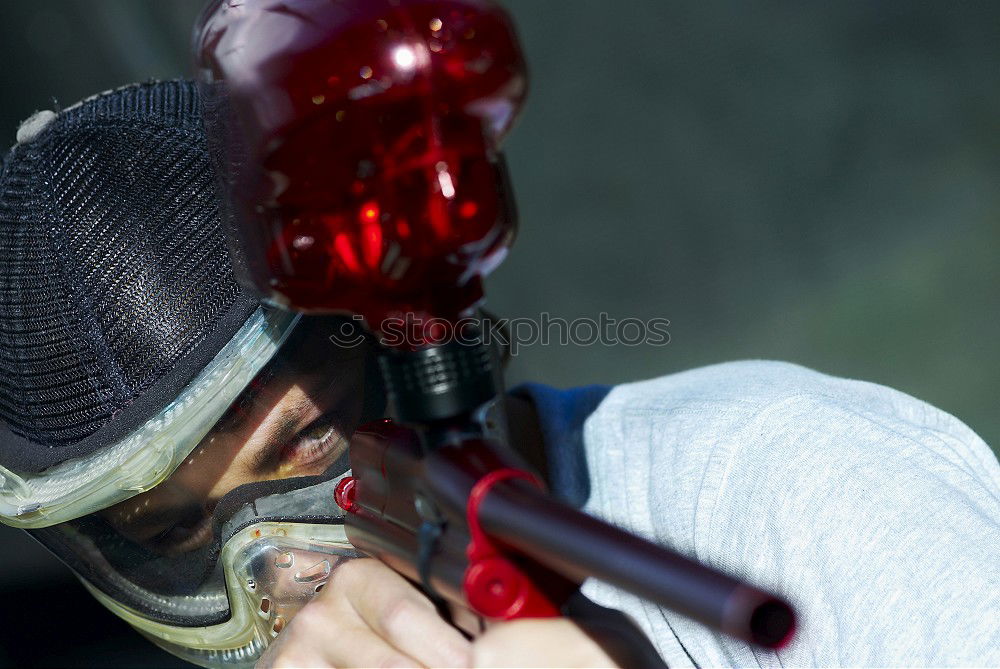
[0,80,385,668]
[0,0,528,664]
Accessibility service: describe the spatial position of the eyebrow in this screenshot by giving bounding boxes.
[246,419,296,472]
[245,396,317,473]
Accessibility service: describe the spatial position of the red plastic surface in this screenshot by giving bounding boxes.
[464,468,559,620]
[195,0,528,343]
[334,475,357,513]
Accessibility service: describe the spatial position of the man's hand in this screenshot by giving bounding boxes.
[474,619,618,668]
[257,559,471,668]
[257,558,620,668]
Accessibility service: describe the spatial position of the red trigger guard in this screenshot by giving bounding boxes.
[463,469,560,620]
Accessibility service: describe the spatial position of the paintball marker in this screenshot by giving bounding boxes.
[194,0,796,664]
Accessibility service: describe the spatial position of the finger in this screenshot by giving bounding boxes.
[253,604,338,669]
[333,559,471,668]
[258,597,422,669]
[321,622,426,669]
[256,628,323,669]
[446,602,484,638]
[262,626,418,669]
[473,619,619,669]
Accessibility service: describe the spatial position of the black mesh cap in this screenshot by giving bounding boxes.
[0,80,259,473]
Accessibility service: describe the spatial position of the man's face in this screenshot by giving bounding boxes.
[102,351,365,557]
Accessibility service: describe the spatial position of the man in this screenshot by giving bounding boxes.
[1,80,997,669]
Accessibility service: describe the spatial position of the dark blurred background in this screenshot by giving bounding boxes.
[0,1,997,666]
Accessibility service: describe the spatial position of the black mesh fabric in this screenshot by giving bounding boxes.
[0,80,259,473]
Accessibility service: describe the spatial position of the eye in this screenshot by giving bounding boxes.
[279,420,345,469]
